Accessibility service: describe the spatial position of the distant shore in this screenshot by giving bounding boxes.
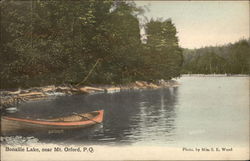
[181,74,249,77]
[0,80,179,112]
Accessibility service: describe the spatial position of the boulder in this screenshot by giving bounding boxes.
[105,87,120,93]
[79,86,104,94]
[148,83,159,88]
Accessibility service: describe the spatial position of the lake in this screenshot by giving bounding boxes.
[2,76,249,147]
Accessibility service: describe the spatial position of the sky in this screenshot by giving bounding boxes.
[135,1,249,49]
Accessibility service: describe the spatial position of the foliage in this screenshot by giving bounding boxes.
[140,19,183,81]
[182,39,250,74]
[0,0,183,89]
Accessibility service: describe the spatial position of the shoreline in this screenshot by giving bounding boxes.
[181,74,249,77]
[0,80,179,111]
[1,74,249,111]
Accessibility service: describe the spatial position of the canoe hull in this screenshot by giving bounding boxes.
[1,110,104,134]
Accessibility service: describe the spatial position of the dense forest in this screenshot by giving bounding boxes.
[1,1,248,89]
[0,0,183,89]
[182,39,250,74]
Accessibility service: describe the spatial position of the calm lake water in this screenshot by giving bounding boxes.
[2,76,249,147]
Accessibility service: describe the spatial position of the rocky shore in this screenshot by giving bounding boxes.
[0,80,179,111]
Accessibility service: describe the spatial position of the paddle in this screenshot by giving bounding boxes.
[72,112,100,124]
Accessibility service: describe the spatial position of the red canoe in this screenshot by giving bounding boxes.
[1,110,104,133]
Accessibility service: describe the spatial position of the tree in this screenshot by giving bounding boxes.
[140,19,183,81]
[182,39,250,74]
[0,0,185,89]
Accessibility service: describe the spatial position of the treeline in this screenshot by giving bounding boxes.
[182,39,250,74]
[0,0,183,89]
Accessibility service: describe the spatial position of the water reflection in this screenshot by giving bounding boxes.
[2,77,249,147]
[2,87,179,145]
[128,88,178,145]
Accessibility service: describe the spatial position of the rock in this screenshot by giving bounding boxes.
[79,86,104,94]
[70,88,80,93]
[19,92,45,97]
[18,92,47,101]
[8,90,21,95]
[135,81,144,87]
[133,86,139,90]
[19,89,30,94]
[105,87,120,93]
[55,86,71,92]
[148,83,159,88]
[45,91,66,96]
[41,85,56,92]
[0,79,180,110]
[84,86,104,91]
